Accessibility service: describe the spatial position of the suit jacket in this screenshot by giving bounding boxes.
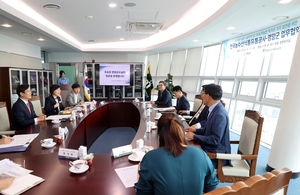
[194,102,231,168]
[45,95,65,116]
[11,98,37,130]
[174,95,190,111]
[189,105,209,127]
[155,89,172,107]
[66,91,84,107]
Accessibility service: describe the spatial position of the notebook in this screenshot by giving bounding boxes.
[0,174,45,195]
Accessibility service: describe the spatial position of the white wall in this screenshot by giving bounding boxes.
[0,34,41,59]
[0,34,41,69]
[49,52,146,63]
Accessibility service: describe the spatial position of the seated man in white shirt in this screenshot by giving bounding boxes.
[66,83,84,107]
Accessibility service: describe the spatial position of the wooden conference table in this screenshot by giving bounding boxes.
[0,101,199,195]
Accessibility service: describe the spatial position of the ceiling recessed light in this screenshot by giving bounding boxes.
[88,40,95,43]
[193,39,199,42]
[227,26,235,30]
[279,0,292,4]
[38,38,44,41]
[124,3,137,7]
[116,26,122,29]
[108,3,117,8]
[120,38,125,41]
[43,4,61,10]
[86,16,93,19]
[21,32,32,36]
[1,24,12,28]
[272,16,289,20]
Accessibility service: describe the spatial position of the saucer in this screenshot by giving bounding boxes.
[52,120,61,124]
[154,117,160,120]
[151,126,157,129]
[41,142,56,148]
[128,154,140,162]
[69,164,89,174]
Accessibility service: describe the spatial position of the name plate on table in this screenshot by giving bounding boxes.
[58,148,78,160]
[112,144,132,158]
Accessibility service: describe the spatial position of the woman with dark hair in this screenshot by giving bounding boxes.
[134,113,219,195]
[44,84,70,116]
[57,70,70,86]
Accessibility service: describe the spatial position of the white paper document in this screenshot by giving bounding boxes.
[46,115,71,120]
[0,159,44,195]
[0,159,32,179]
[0,134,39,149]
[153,107,175,112]
[115,165,138,188]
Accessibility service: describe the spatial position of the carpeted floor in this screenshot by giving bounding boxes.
[88,127,136,154]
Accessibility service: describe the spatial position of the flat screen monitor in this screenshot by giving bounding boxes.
[99,64,134,86]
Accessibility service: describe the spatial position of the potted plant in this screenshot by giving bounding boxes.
[164,73,175,98]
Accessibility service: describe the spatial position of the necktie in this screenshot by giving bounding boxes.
[27,103,32,115]
[189,104,205,125]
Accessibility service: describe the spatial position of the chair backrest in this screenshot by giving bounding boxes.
[204,168,292,195]
[60,84,72,91]
[193,95,202,111]
[30,96,43,115]
[60,90,70,106]
[238,110,264,160]
[0,102,14,134]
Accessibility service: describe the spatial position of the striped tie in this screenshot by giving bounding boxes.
[188,103,205,125]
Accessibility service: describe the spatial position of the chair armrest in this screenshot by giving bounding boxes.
[216,153,242,160]
[1,131,15,135]
[230,140,239,144]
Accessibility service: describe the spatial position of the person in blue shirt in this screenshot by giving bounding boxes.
[57,70,70,86]
[135,113,219,195]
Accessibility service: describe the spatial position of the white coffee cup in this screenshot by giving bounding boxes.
[132,148,145,161]
[69,160,87,170]
[40,138,53,145]
[146,104,152,108]
[156,113,162,118]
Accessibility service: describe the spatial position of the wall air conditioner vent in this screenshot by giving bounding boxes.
[127,22,164,33]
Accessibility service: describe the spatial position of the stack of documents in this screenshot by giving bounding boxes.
[0,134,39,153]
[0,159,44,195]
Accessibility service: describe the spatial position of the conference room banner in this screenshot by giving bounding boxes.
[222,18,300,59]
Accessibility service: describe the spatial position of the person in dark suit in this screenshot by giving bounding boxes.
[150,81,172,107]
[186,84,231,168]
[66,83,84,107]
[172,85,190,113]
[45,84,70,116]
[11,84,46,130]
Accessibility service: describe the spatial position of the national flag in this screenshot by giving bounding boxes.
[145,64,153,101]
[82,64,91,101]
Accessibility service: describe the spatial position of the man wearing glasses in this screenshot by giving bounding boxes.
[150,81,172,107]
[11,84,46,130]
[185,84,231,168]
